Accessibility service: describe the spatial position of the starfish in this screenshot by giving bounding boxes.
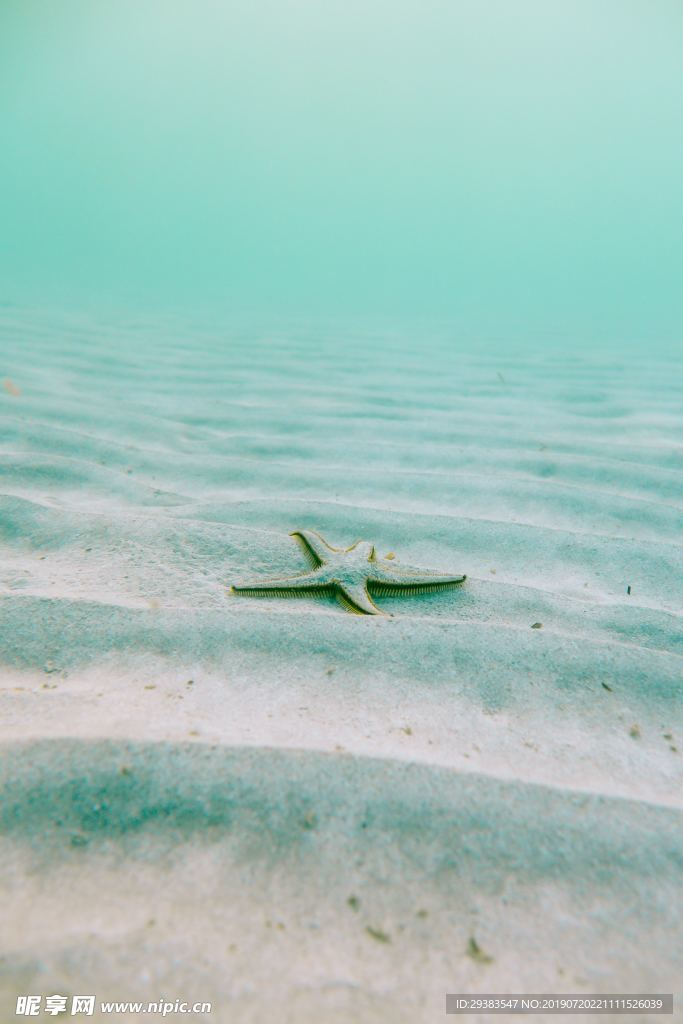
[231,529,466,616]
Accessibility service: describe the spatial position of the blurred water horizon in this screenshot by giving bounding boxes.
[1,0,682,347]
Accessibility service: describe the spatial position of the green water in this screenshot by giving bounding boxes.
[1,0,682,344]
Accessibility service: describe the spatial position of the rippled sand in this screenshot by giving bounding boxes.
[1,307,681,1022]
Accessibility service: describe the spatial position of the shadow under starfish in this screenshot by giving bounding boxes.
[231,529,466,616]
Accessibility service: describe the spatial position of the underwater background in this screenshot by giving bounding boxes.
[1,0,683,344]
[1,3,682,1022]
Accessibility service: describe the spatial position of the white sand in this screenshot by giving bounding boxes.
[0,307,682,1022]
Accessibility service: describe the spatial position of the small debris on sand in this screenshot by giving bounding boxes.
[347,895,360,911]
[627,585,631,595]
[302,810,317,830]
[384,552,396,560]
[467,936,494,964]
[366,926,391,943]
[602,682,613,692]
[531,622,543,629]
[401,726,413,735]
[2,378,21,396]
[629,724,641,739]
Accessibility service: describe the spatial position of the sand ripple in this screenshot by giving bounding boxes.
[1,308,681,1020]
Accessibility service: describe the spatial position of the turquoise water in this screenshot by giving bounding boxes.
[1,5,682,1019]
[1,0,683,344]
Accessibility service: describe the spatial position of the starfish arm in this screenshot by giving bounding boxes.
[369,566,466,591]
[231,567,326,595]
[336,582,385,616]
[289,529,337,566]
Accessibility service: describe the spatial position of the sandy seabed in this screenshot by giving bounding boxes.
[0,308,682,1023]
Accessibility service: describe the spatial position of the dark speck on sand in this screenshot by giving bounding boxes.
[467,936,494,964]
